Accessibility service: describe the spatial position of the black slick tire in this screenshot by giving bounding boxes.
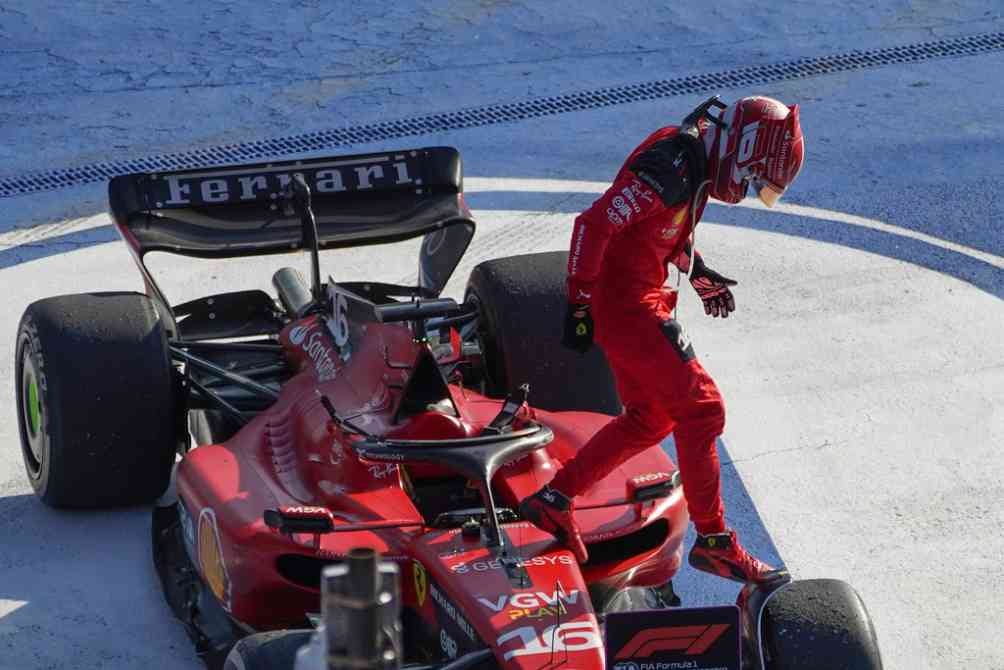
[223,631,313,670]
[15,292,178,507]
[760,579,883,670]
[466,251,620,415]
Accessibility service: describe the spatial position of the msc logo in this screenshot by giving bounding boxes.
[614,624,730,659]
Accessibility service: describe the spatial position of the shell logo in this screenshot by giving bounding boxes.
[198,508,232,611]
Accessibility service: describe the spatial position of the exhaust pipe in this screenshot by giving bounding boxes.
[273,267,314,318]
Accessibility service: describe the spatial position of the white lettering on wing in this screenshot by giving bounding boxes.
[164,175,192,205]
[153,157,417,207]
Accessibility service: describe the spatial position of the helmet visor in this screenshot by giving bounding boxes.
[751,178,785,208]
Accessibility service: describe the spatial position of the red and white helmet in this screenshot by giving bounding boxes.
[707,96,804,207]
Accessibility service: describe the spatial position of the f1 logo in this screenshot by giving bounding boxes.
[614,624,730,659]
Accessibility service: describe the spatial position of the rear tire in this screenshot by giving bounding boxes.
[15,292,179,507]
[760,579,883,670]
[466,251,620,415]
[223,630,313,670]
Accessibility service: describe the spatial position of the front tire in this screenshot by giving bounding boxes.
[223,631,313,670]
[15,292,179,507]
[759,579,882,670]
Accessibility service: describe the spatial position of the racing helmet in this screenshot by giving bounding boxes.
[708,96,804,207]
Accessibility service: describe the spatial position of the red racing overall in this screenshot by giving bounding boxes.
[550,125,728,536]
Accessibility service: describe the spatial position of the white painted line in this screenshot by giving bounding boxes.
[6,178,999,282]
[466,177,609,193]
[0,213,110,246]
[750,200,1004,270]
[466,177,1004,270]
[0,599,28,618]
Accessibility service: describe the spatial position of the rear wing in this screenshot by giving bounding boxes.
[107,146,475,297]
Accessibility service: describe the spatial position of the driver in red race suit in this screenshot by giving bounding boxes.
[520,95,805,583]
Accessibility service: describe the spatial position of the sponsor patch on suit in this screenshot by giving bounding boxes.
[660,319,696,362]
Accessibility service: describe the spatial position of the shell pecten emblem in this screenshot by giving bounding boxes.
[197,508,232,611]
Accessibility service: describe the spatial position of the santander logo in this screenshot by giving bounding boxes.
[289,324,311,346]
[287,321,338,382]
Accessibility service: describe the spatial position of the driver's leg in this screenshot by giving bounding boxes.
[521,319,674,563]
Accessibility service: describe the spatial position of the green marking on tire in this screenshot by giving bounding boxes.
[27,377,40,435]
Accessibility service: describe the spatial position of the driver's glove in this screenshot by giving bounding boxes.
[689,254,737,318]
[561,303,594,353]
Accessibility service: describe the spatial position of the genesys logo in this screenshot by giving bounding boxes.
[450,554,573,574]
[287,321,338,381]
[614,624,731,659]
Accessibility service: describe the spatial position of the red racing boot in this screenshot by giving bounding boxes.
[688,530,787,583]
[519,486,589,563]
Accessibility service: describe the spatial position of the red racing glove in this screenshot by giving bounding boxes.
[689,254,737,318]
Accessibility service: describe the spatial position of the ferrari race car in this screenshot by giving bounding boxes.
[15,146,883,670]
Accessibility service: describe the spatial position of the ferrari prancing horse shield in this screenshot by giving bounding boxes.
[413,560,428,607]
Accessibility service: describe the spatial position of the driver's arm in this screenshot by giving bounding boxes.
[566,174,664,303]
[567,136,697,303]
[670,241,697,274]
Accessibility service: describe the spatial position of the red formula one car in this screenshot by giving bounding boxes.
[15,147,882,670]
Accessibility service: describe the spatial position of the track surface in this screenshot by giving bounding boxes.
[5,31,1004,197]
[1,3,1002,669]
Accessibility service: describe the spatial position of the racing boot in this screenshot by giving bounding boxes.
[519,486,589,563]
[688,529,787,584]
